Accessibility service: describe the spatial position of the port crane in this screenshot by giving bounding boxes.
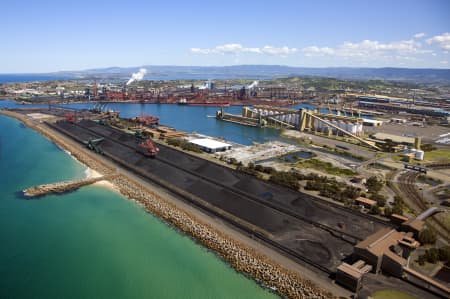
[91,103,109,113]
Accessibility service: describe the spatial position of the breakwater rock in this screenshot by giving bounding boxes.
[111,174,334,299]
[23,176,107,197]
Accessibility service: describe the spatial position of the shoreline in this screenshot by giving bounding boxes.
[0,109,336,299]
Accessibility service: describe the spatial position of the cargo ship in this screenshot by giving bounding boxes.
[178,98,230,107]
[187,102,230,107]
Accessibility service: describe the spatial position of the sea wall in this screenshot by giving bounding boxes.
[0,110,334,299]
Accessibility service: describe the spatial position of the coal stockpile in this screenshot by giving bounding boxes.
[54,119,388,272]
[156,145,387,239]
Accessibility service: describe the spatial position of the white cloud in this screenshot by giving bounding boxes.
[414,32,426,39]
[426,32,450,50]
[190,35,445,67]
[190,47,211,54]
[440,60,448,65]
[302,46,335,57]
[190,44,297,56]
[301,39,431,59]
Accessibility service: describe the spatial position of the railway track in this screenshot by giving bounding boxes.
[397,171,449,239]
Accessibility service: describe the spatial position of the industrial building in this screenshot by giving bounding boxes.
[355,197,377,209]
[230,105,380,150]
[336,260,372,292]
[188,138,232,153]
[371,132,415,144]
[242,105,366,137]
[358,98,450,117]
[401,218,425,238]
[353,228,419,276]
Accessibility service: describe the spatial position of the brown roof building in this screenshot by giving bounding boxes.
[355,196,377,209]
[336,260,372,292]
[353,228,419,276]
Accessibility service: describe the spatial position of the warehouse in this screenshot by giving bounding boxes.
[189,138,232,153]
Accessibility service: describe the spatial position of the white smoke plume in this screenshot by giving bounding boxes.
[247,81,259,89]
[126,68,147,85]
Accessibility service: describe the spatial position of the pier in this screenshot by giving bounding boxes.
[23,175,114,197]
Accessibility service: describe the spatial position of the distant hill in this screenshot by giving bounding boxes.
[52,65,450,84]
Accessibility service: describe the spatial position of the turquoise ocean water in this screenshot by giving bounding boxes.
[0,114,277,298]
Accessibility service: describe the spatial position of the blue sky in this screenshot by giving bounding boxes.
[1,0,449,72]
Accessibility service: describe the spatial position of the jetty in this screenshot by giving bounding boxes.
[23,175,114,197]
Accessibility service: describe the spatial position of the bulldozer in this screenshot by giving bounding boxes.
[83,138,105,155]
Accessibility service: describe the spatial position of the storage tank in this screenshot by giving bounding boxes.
[415,150,424,160]
[321,118,327,132]
[340,121,347,135]
[286,114,291,124]
[344,122,350,133]
[357,123,363,135]
[349,123,357,134]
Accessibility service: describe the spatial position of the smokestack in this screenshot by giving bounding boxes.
[127,68,147,85]
[247,81,259,89]
[414,137,421,150]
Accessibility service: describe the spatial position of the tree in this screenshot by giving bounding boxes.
[370,193,387,207]
[438,246,450,263]
[417,254,426,266]
[424,248,439,263]
[419,228,437,245]
[392,204,403,215]
[393,195,404,205]
[366,176,384,194]
[369,205,381,215]
[384,207,392,217]
[342,186,361,200]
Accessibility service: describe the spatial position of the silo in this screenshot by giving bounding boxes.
[357,123,363,136]
[415,150,424,160]
[345,122,352,134]
[349,123,357,135]
[339,121,346,135]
